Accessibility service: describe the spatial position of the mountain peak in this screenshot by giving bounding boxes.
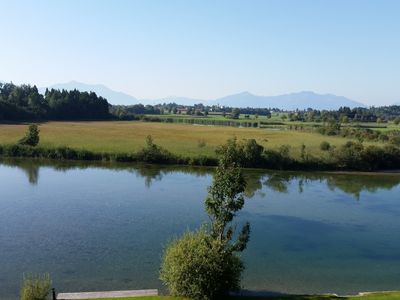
[214,90,366,110]
[65,80,108,90]
[238,91,253,96]
[297,90,317,95]
[40,81,137,105]
[38,81,367,109]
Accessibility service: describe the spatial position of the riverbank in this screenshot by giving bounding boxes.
[1,121,400,172]
[1,141,400,172]
[80,291,400,299]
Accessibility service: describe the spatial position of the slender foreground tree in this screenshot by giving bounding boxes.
[160,140,250,300]
[205,146,250,251]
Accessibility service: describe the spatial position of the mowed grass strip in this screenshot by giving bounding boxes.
[80,291,400,300]
[0,121,372,158]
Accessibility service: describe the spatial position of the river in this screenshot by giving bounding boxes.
[1,159,400,299]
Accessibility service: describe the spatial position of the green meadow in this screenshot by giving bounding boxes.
[0,121,378,159]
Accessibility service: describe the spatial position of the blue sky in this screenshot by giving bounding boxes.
[0,0,399,105]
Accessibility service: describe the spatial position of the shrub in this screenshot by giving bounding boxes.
[20,273,51,300]
[263,148,294,169]
[18,124,40,146]
[216,138,264,168]
[241,139,264,167]
[300,143,307,161]
[136,135,175,163]
[320,141,331,151]
[382,145,400,167]
[361,145,386,171]
[160,229,243,300]
[333,141,365,170]
[279,144,291,158]
[379,134,389,142]
[389,136,400,146]
[216,138,243,165]
[188,155,218,166]
[197,139,206,148]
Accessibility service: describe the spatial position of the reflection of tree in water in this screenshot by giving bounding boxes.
[1,159,400,200]
[134,164,212,188]
[0,159,40,185]
[262,173,312,194]
[243,172,264,198]
[24,164,39,185]
[324,174,400,200]
[264,173,293,193]
[263,172,400,200]
[298,178,305,194]
[135,165,164,187]
[0,159,212,187]
[134,168,400,200]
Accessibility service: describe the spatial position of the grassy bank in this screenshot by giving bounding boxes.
[81,291,400,299]
[1,121,399,171]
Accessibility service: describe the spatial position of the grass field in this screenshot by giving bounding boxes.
[148,112,400,129]
[0,121,376,158]
[81,291,400,300]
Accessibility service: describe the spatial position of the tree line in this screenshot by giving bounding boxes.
[288,106,400,123]
[0,83,110,121]
[110,102,272,119]
[113,103,400,124]
[3,82,400,126]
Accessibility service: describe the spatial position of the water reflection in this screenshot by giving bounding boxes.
[1,158,399,200]
[1,158,400,299]
[263,172,400,200]
[264,174,291,193]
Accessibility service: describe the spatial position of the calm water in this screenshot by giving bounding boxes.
[1,159,400,299]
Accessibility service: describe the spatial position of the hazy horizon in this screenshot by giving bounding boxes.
[42,80,365,104]
[1,0,399,105]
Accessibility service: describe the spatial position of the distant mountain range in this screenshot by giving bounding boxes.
[213,91,367,110]
[0,80,378,109]
[39,81,138,106]
[38,81,368,110]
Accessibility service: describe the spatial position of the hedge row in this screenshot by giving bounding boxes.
[1,140,400,172]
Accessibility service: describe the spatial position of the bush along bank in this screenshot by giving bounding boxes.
[0,137,218,167]
[1,137,400,171]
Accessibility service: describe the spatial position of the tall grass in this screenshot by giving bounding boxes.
[0,121,368,158]
[20,273,51,300]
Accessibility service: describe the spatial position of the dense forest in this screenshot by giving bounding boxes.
[0,83,110,121]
